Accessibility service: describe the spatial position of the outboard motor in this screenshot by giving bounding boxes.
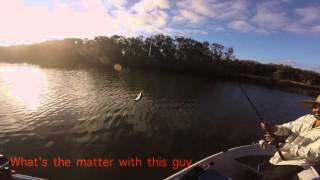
[0,154,12,180]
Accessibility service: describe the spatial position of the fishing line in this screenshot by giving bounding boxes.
[238,82,285,160]
[238,83,264,121]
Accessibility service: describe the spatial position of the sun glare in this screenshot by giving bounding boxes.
[0,64,47,111]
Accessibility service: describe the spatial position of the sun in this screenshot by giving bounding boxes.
[0,64,47,111]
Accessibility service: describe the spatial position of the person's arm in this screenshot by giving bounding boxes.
[281,140,320,160]
[273,115,308,136]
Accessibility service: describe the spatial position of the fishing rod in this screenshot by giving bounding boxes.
[238,84,264,122]
[238,82,285,160]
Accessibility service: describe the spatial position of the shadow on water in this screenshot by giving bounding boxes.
[0,63,312,179]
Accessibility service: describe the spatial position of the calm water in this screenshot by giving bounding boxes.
[0,63,312,180]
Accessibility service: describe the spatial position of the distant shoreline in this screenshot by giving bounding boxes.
[237,74,320,96]
[1,35,319,96]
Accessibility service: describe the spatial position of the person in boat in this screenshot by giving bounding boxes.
[260,95,320,180]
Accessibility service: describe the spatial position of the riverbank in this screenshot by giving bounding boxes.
[238,74,320,96]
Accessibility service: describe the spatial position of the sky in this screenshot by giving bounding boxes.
[0,0,320,70]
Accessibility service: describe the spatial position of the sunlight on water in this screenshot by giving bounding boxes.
[0,64,47,111]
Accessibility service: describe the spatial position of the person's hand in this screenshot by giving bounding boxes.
[264,132,276,144]
[260,122,276,133]
[260,122,267,130]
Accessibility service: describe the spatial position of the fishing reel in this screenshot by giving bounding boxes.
[258,137,282,149]
[0,154,12,180]
[258,139,268,149]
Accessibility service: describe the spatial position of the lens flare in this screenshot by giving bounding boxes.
[113,64,123,72]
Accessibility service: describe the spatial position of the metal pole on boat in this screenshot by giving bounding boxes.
[238,83,286,160]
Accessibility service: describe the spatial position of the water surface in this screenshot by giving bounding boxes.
[0,63,311,179]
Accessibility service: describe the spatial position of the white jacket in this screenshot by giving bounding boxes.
[270,114,320,168]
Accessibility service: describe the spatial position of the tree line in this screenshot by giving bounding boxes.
[0,34,319,86]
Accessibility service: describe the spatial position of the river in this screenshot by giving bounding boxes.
[0,63,311,179]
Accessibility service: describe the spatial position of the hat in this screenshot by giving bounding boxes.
[302,95,320,108]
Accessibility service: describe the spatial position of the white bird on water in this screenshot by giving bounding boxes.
[134,90,143,101]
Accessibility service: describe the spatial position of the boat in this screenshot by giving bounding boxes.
[12,173,47,180]
[164,144,320,180]
[0,154,47,180]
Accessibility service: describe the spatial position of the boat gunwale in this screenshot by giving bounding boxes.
[163,144,259,180]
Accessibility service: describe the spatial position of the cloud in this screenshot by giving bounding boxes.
[295,6,320,23]
[105,0,171,35]
[0,0,174,44]
[285,22,320,34]
[171,0,252,35]
[285,22,306,33]
[173,9,205,24]
[251,2,289,30]
[310,25,320,33]
[175,0,249,21]
[173,0,250,29]
[128,11,169,32]
[173,0,207,24]
[106,0,127,9]
[286,23,320,34]
[249,1,320,34]
[285,6,320,34]
[131,0,170,13]
[127,0,170,33]
[211,0,249,20]
[228,20,254,32]
[1,0,320,45]
[205,23,225,32]
[189,0,211,17]
[0,0,116,44]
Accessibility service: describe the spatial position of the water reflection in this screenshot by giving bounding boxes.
[0,64,47,111]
